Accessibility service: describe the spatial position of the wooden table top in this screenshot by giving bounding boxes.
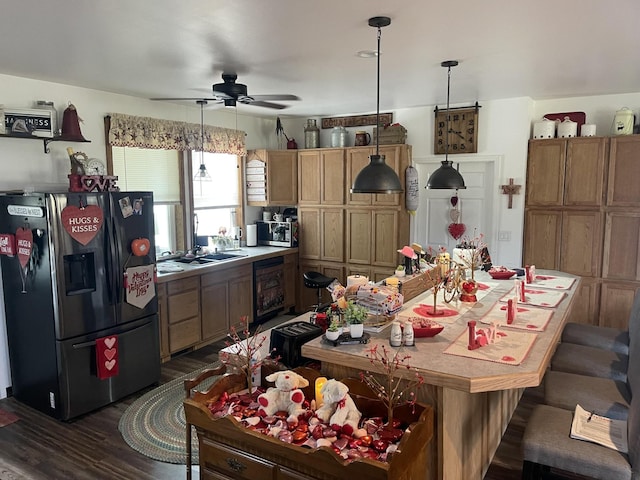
[301,270,580,393]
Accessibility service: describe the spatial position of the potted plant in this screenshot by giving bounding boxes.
[395,264,406,277]
[325,318,342,341]
[345,300,368,338]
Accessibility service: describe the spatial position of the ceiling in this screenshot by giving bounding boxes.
[1,0,638,117]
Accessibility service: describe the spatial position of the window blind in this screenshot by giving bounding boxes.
[112,147,180,203]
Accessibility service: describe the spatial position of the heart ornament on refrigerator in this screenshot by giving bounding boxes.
[61,204,104,245]
[15,227,33,269]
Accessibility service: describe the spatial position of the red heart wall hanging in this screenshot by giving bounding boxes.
[61,204,104,245]
[15,228,33,269]
[448,223,466,240]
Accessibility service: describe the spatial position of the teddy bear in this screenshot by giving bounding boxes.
[257,370,309,423]
[315,379,362,435]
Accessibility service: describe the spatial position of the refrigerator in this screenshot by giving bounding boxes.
[0,191,160,420]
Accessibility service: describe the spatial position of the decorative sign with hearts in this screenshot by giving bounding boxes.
[61,204,104,245]
[0,233,16,256]
[448,223,466,240]
[96,335,119,380]
[125,264,156,309]
[16,228,33,268]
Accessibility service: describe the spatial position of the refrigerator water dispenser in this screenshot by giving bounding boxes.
[64,253,96,295]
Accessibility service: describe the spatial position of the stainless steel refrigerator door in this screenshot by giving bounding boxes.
[48,193,116,340]
[109,191,157,324]
[56,315,160,420]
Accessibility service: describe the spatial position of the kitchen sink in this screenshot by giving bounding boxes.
[201,252,247,261]
[174,257,215,265]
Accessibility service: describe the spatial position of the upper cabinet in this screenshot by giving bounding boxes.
[526,137,608,207]
[298,149,345,205]
[607,135,640,207]
[345,145,404,206]
[246,149,298,206]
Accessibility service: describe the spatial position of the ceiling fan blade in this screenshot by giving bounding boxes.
[250,94,300,101]
[246,100,289,110]
[150,97,221,102]
[212,91,234,100]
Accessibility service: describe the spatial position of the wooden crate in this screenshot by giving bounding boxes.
[373,125,407,145]
[184,365,434,480]
[398,270,435,302]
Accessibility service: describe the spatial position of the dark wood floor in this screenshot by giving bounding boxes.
[0,320,586,480]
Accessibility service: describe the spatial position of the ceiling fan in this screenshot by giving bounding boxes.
[151,73,300,110]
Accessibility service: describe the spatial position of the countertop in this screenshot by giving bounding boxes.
[301,270,580,394]
[155,246,298,283]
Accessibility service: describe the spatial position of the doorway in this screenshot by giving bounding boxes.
[411,156,501,259]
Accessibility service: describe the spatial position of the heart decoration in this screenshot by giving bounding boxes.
[448,222,466,240]
[104,337,116,349]
[105,359,116,371]
[104,348,117,361]
[450,195,459,207]
[15,227,33,269]
[449,209,461,223]
[61,204,104,245]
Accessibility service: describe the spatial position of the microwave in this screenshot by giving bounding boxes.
[256,220,298,247]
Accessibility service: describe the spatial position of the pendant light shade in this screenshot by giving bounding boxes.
[426,60,466,190]
[193,100,212,182]
[351,16,403,194]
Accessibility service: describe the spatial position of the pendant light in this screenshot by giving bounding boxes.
[426,60,466,190]
[351,16,403,194]
[193,100,211,181]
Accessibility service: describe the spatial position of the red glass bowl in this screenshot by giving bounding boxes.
[488,269,517,280]
[410,319,444,338]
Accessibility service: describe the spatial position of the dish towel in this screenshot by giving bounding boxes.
[96,335,119,380]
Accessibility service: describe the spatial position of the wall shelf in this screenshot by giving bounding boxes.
[0,133,90,154]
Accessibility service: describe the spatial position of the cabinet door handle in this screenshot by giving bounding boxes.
[226,457,247,473]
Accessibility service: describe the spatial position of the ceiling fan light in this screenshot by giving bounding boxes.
[351,155,403,193]
[426,160,466,189]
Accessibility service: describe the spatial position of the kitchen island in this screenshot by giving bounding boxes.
[301,270,580,480]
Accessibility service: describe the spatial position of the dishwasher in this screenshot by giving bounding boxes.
[253,256,285,323]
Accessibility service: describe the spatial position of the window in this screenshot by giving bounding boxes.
[192,152,241,240]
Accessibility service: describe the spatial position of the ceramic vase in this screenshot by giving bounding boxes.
[325,329,341,341]
[349,323,364,339]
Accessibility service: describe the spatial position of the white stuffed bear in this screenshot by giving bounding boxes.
[315,379,362,436]
[257,370,309,423]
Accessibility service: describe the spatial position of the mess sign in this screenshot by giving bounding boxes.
[16,228,33,268]
[61,204,104,245]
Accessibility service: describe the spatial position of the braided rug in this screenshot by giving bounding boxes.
[118,363,222,464]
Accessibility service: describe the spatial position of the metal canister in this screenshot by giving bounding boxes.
[331,126,348,147]
[304,119,319,148]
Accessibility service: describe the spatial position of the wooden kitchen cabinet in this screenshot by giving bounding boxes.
[524,135,640,329]
[200,275,229,342]
[297,149,345,205]
[166,276,201,353]
[228,264,254,324]
[526,137,607,207]
[607,135,640,207]
[157,283,170,362]
[297,144,411,305]
[246,149,298,206]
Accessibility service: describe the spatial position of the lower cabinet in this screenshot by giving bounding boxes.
[166,276,201,354]
[283,254,298,311]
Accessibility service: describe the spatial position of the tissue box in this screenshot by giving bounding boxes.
[373,124,407,145]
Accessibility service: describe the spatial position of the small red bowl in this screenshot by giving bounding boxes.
[489,269,517,280]
[409,319,444,338]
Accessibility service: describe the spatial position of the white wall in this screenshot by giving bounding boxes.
[0,72,637,398]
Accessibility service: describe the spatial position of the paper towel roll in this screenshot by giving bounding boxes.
[347,275,369,287]
[246,224,257,247]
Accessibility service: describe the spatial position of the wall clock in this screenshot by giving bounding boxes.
[434,104,479,154]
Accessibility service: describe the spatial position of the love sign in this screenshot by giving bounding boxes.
[61,205,104,245]
[16,228,33,269]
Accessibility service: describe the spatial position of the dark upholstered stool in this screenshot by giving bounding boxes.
[303,271,335,312]
[551,342,628,382]
[522,404,634,480]
[544,370,630,421]
[562,323,630,355]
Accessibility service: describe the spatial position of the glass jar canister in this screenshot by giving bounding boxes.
[35,100,58,137]
[304,119,320,149]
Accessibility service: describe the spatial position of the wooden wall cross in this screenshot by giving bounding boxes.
[500,178,522,209]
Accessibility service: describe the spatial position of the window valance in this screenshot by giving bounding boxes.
[107,113,246,156]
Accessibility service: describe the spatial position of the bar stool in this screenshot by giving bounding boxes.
[303,271,335,312]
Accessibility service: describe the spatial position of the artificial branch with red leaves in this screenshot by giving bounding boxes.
[360,344,424,425]
[219,315,269,393]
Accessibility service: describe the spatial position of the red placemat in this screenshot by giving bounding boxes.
[500,287,566,308]
[530,275,575,290]
[444,327,537,365]
[479,303,553,332]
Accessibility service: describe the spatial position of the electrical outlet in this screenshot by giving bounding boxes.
[498,231,511,241]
